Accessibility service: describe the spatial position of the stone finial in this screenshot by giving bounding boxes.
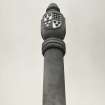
[41,3,66,40]
[46,3,60,12]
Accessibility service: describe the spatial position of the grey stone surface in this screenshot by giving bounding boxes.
[41,3,66,105]
[43,48,66,105]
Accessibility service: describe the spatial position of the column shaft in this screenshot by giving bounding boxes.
[43,48,66,105]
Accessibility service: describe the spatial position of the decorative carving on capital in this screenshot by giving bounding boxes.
[41,3,66,56]
[41,3,66,40]
[42,38,66,56]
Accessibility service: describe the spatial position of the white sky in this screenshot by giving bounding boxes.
[0,0,105,105]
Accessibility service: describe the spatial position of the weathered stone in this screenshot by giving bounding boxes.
[41,3,66,105]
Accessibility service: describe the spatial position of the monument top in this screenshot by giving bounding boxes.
[41,3,66,40]
[46,3,60,12]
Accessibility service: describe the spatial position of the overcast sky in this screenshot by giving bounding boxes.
[0,0,105,105]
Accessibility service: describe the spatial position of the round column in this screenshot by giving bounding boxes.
[41,3,66,105]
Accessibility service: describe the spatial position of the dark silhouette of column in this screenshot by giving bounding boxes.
[41,3,66,105]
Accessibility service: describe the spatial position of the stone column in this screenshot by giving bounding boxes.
[41,3,66,105]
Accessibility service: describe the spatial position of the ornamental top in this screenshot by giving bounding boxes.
[41,3,66,40]
[46,3,60,12]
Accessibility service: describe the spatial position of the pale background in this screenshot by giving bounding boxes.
[0,0,105,105]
